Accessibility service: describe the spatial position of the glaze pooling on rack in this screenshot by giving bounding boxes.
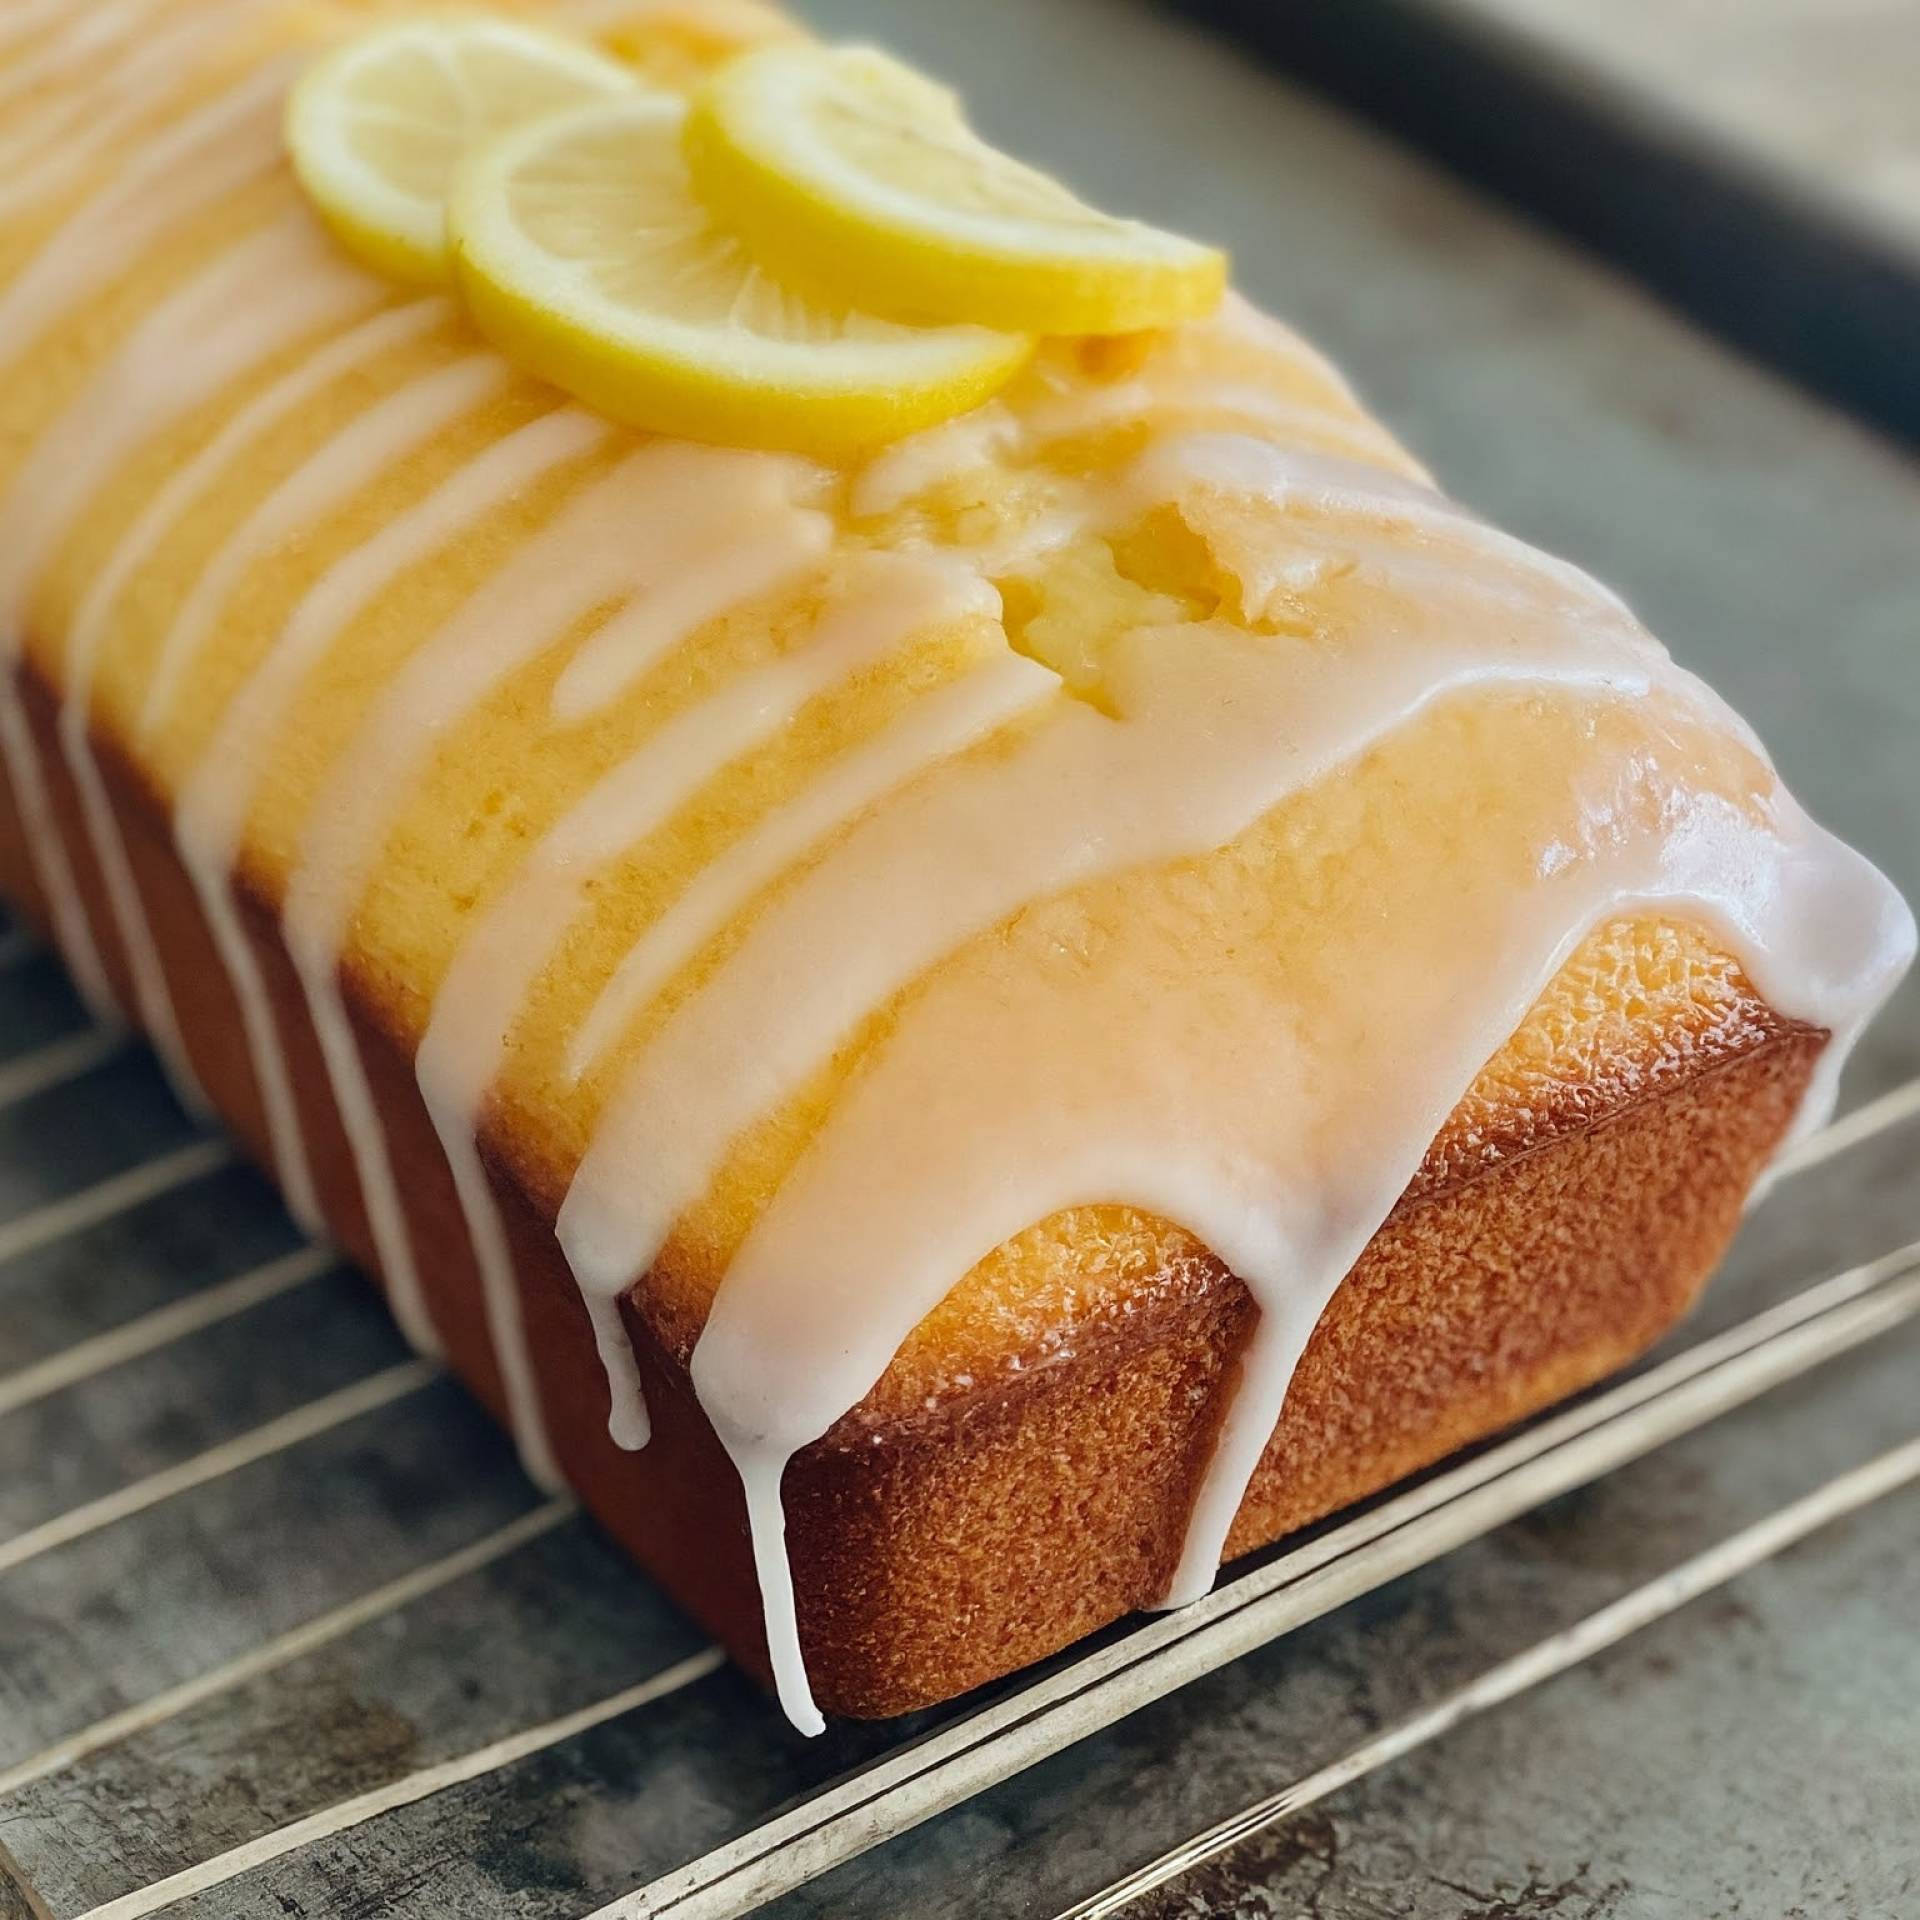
[1,7,1911,1746]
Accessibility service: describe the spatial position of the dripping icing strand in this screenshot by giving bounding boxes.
[0,214,378,1108]
[0,213,360,1033]
[419,550,999,1473]
[561,448,1657,1274]
[266,406,626,1475]
[153,346,500,1342]
[0,55,293,1015]
[560,443,1911,1732]
[0,0,176,110]
[289,441,819,1476]
[170,385,582,1364]
[0,0,261,220]
[567,652,1055,1082]
[61,298,445,1227]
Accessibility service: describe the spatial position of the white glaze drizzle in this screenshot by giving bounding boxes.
[850,406,1021,520]
[59,300,442,1226]
[568,652,1054,1083]
[255,405,607,1442]
[281,442,819,1475]
[141,353,495,731]
[294,451,684,1474]
[161,360,505,1245]
[0,0,174,110]
[562,465,1652,1272]
[1129,435,1638,625]
[0,59,289,368]
[549,480,829,722]
[0,214,374,1106]
[560,442,1912,1732]
[846,311,1410,529]
[0,56,291,1013]
[0,0,96,61]
[1021,377,1410,467]
[419,551,996,1479]
[553,0,780,33]
[170,387,576,1361]
[0,0,259,219]
[0,214,349,1020]
[1206,290,1364,407]
[0,688,104,1005]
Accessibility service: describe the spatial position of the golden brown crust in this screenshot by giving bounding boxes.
[0,660,1823,1714]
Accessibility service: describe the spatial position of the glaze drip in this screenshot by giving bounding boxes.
[0,0,260,220]
[13,213,379,1107]
[59,298,444,1224]
[425,548,1000,1464]
[174,390,586,1359]
[0,51,297,1015]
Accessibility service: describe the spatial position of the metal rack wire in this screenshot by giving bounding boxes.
[2,908,1917,1920]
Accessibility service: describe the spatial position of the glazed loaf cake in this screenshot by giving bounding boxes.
[0,0,1909,1727]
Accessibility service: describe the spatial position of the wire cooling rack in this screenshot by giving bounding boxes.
[7,0,1920,1904]
[1,896,1917,1920]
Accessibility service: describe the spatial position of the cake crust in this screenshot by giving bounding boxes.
[0,659,1823,1713]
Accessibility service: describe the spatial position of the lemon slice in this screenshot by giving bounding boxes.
[287,15,639,285]
[684,43,1229,336]
[447,96,1032,454]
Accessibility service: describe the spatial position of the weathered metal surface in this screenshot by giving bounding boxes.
[1165,0,1920,443]
[2,0,1917,1914]
[1091,1491,1920,1919]
[0,1044,200,1222]
[1423,0,1920,260]
[763,1341,1920,1918]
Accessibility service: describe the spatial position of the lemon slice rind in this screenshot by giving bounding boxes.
[685,43,1228,336]
[448,96,1033,454]
[286,14,641,287]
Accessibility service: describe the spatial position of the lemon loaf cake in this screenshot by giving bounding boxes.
[0,0,1910,1728]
